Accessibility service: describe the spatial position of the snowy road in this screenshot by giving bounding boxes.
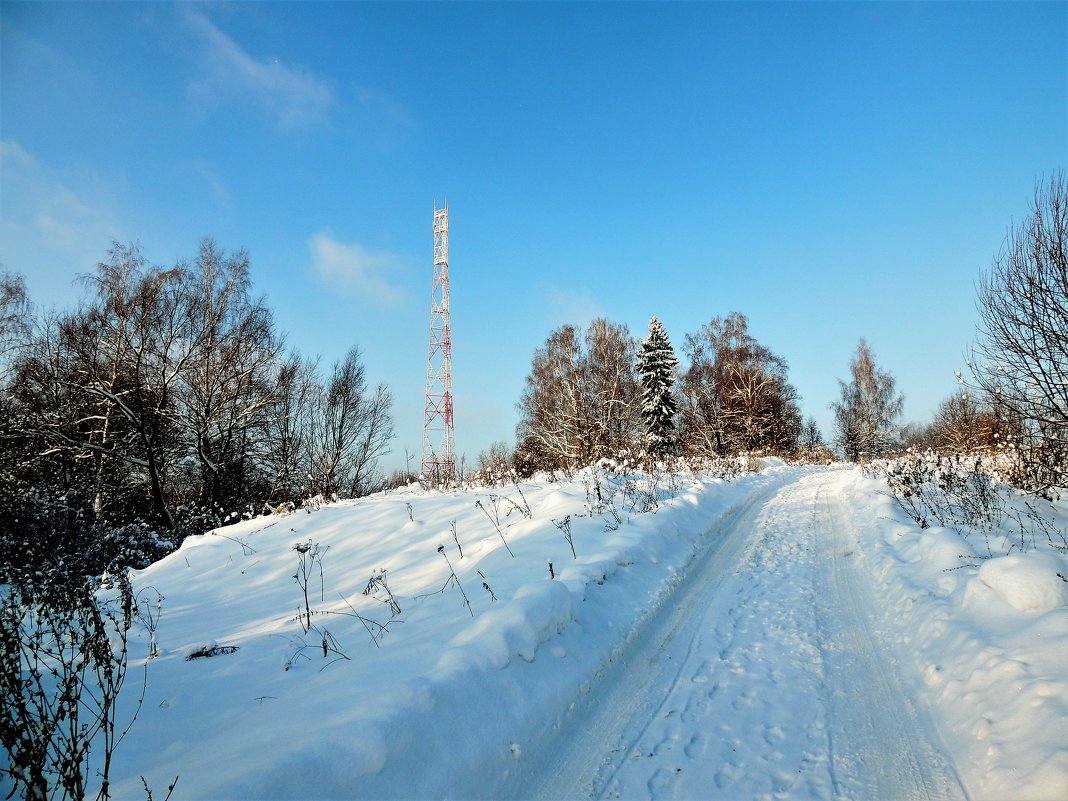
[521,471,969,800]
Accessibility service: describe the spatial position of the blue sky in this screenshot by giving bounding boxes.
[2,1,1065,472]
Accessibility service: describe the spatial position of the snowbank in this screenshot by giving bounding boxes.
[93,464,794,799]
[844,469,1068,801]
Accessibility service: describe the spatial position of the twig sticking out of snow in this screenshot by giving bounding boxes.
[553,515,577,559]
[479,570,498,602]
[451,520,463,559]
[475,499,515,557]
[362,569,402,617]
[437,545,474,617]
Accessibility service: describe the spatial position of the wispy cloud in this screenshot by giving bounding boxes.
[309,232,405,307]
[184,157,232,212]
[0,141,124,305]
[182,7,334,130]
[352,87,416,150]
[543,284,607,329]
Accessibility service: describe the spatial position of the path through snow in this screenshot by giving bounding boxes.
[524,471,969,800]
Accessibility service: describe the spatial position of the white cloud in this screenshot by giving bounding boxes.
[543,284,607,329]
[309,232,405,306]
[184,157,232,212]
[183,8,334,130]
[356,87,414,128]
[0,141,124,307]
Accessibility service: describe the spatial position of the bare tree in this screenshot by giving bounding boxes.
[516,324,587,469]
[347,382,394,497]
[679,312,801,455]
[800,418,823,451]
[797,417,835,462]
[582,318,640,458]
[261,352,318,503]
[677,322,726,455]
[516,319,639,470]
[0,271,29,370]
[16,245,191,530]
[5,310,109,566]
[308,348,393,498]
[968,174,1067,493]
[475,441,513,480]
[927,391,1003,454]
[176,239,282,510]
[832,338,904,462]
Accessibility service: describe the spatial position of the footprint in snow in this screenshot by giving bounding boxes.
[763,725,785,745]
[683,733,703,759]
[647,767,678,799]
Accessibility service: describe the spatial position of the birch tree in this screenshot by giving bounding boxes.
[516,319,639,470]
[832,338,904,461]
[177,239,282,509]
[308,348,393,498]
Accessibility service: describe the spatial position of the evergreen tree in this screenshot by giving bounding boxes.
[637,316,678,456]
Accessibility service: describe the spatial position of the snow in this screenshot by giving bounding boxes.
[85,465,790,799]
[537,470,968,800]
[846,469,1068,801]
[973,552,1068,613]
[18,462,1066,800]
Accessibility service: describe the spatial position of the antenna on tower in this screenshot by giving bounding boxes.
[422,200,456,486]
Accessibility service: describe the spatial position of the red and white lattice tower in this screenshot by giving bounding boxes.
[422,201,456,484]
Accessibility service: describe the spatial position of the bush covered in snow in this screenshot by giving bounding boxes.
[871,450,1068,561]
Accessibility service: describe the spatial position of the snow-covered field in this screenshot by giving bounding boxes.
[55,463,1068,799]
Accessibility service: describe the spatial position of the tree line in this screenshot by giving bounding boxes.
[0,239,394,579]
[2,174,1062,580]
[513,311,810,473]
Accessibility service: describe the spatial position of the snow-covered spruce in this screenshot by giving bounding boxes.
[636,315,679,457]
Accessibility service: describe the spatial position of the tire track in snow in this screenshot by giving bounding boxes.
[518,470,967,801]
[517,475,794,800]
[813,479,969,801]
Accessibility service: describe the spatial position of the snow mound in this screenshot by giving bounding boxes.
[894,526,975,570]
[974,553,1068,613]
[850,470,1068,800]
[444,579,574,670]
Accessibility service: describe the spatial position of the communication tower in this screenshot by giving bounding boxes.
[422,202,456,484]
